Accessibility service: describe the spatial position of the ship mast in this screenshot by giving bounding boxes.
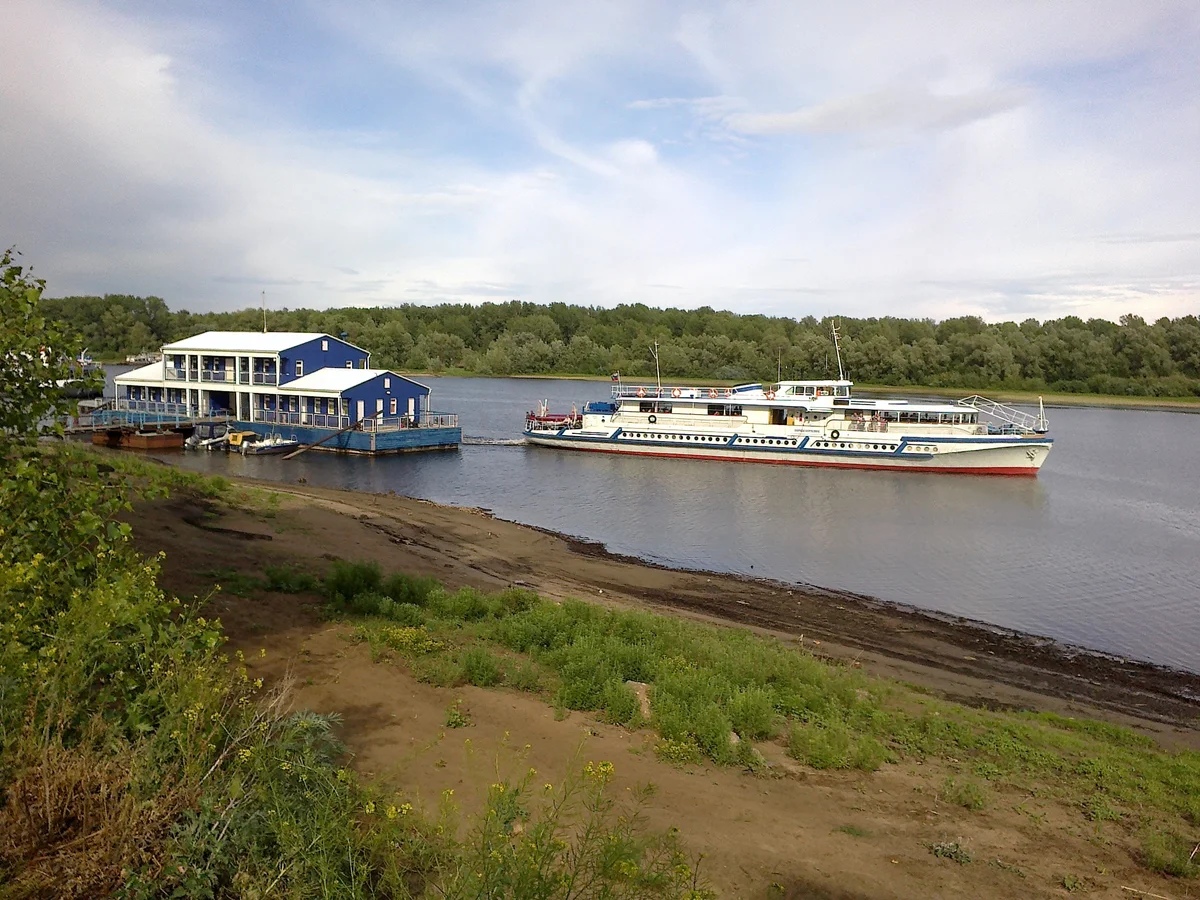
[830,322,846,381]
[651,341,662,395]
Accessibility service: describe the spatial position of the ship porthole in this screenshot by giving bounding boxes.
[830,429,840,440]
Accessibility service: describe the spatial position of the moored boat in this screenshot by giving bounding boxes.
[524,380,1052,476]
[240,432,301,455]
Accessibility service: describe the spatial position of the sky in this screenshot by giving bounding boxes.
[2,0,1199,322]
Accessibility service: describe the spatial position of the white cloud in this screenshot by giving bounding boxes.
[0,0,1197,323]
[726,86,1029,135]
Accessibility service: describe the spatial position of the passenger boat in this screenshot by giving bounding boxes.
[526,326,1055,476]
[524,379,1053,477]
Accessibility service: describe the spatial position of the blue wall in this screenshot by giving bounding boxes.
[339,372,426,422]
[278,336,369,385]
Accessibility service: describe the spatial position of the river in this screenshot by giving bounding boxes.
[105,371,1200,673]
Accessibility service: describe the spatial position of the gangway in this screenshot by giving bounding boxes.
[958,395,1049,434]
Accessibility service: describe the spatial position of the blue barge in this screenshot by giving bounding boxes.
[109,331,460,455]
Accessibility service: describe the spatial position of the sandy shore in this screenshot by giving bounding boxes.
[136,476,1200,748]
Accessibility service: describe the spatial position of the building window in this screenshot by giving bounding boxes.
[359,359,367,369]
[295,361,304,377]
[390,398,397,415]
[345,361,352,368]
[321,339,328,351]
[384,377,391,389]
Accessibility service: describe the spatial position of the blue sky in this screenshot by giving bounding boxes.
[3,0,1198,321]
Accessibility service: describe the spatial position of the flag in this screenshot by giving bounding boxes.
[611,372,620,381]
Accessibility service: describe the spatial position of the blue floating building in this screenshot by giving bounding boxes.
[112,331,460,454]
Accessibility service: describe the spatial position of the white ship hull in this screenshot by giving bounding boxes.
[524,427,1050,475]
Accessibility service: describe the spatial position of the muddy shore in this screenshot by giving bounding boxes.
[137,475,1200,748]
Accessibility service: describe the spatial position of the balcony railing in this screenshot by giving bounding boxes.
[252,409,350,429]
[251,409,459,431]
[116,399,195,416]
[200,371,231,382]
[252,372,277,385]
[164,369,188,381]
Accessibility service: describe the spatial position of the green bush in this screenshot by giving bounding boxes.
[788,721,886,771]
[325,560,381,605]
[601,680,640,726]
[462,647,502,687]
[504,659,544,693]
[382,572,441,607]
[262,565,319,593]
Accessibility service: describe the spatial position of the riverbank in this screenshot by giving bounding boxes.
[131,476,1200,748]
[119,474,1200,897]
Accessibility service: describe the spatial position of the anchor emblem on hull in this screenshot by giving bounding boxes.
[1025,449,1037,462]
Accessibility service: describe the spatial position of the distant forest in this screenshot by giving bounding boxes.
[43,294,1200,397]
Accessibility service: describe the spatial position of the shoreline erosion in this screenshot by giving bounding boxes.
[139,470,1200,748]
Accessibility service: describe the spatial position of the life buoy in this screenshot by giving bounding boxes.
[671,388,681,398]
[636,387,646,398]
[765,390,776,400]
[648,414,657,424]
[830,429,840,440]
[708,388,718,399]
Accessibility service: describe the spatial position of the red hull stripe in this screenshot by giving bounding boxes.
[532,443,1038,477]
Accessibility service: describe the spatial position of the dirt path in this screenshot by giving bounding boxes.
[125,484,1200,898]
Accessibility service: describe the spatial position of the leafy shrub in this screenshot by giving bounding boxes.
[655,737,703,767]
[601,680,640,726]
[445,700,471,728]
[379,625,443,656]
[1139,830,1200,878]
[787,721,886,771]
[728,686,780,741]
[504,659,544,693]
[262,565,319,593]
[382,572,441,607]
[325,560,381,605]
[462,647,502,687]
[942,776,989,811]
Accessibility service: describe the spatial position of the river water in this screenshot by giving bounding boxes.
[106,371,1200,672]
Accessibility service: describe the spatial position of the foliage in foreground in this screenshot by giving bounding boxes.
[0,253,709,898]
[317,565,1200,878]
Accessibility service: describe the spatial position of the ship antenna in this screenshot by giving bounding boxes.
[830,321,846,381]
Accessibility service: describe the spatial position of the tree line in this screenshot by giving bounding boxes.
[43,293,1200,396]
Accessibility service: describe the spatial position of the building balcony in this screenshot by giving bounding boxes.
[252,372,278,385]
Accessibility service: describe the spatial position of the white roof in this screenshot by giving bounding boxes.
[114,361,165,383]
[162,331,334,354]
[283,368,428,395]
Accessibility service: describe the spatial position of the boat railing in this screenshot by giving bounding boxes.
[420,412,460,429]
[613,385,737,401]
[958,395,1048,434]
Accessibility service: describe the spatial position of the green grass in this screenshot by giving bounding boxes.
[315,564,1200,881]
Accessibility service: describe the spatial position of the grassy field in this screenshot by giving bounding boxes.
[289,559,1200,881]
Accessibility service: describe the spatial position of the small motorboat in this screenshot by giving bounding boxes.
[240,432,301,456]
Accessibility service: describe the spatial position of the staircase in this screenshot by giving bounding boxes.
[958,395,1049,434]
